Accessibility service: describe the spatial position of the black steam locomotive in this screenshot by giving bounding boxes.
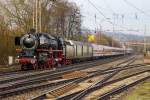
[15,30,64,70]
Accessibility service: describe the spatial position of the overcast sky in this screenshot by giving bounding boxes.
[70,0,150,35]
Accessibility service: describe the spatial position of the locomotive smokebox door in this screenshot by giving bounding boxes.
[15,37,21,45]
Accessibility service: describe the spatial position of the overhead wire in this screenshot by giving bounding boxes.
[123,0,150,18]
[87,0,110,22]
[102,0,116,14]
[87,0,145,33]
[47,0,141,32]
[123,0,150,32]
[87,0,130,31]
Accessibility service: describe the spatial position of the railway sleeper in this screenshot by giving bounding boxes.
[62,71,87,79]
[46,83,78,98]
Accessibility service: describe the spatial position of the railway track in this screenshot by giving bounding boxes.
[0,56,134,91]
[0,56,136,99]
[30,57,149,100]
[52,70,149,100]
[93,71,150,100]
[0,55,130,84]
[0,56,127,77]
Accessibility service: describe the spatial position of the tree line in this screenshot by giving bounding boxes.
[0,0,81,65]
[0,0,120,65]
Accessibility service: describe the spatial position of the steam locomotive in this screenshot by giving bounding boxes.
[15,30,132,70]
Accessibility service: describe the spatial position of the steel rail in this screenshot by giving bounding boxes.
[0,56,135,91]
[0,55,130,84]
[97,74,150,100]
[56,70,149,100]
[31,57,139,100]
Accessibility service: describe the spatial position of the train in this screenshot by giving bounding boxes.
[15,30,133,70]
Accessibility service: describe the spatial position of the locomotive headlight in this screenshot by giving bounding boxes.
[33,56,36,58]
[31,59,36,64]
[55,58,58,62]
[17,56,20,58]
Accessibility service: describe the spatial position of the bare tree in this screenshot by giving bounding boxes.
[0,0,82,65]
